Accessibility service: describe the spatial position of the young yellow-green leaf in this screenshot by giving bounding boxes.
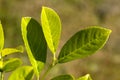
[58,26,111,63]
[3,58,22,72]
[0,61,3,71]
[2,45,23,57]
[41,7,61,54]
[21,17,47,77]
[0,21,4,55]
[8,66,34,80]
[77,74,92,80]
[51,74,74,80]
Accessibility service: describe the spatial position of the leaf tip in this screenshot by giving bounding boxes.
[17,45,24,53]
[22,17,32,21]
[103,28,112,38]
[42,6,45,9]
[108,29,112,34]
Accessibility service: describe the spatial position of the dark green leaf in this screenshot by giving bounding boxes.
[41,7,61,54]
[21,17,47,76]
[8,66,34,80]
[51,74,74,80]
[58,26,111,63]
[3,58,22,72]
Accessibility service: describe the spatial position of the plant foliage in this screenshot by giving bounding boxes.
[0,6,111,80]
[77,74,92,80]
[21,17,47,77]
[51,74,74,80]
[0,21,4,54]
[8,66,34,80]
[41,7,61,54]
[58,27,111,63]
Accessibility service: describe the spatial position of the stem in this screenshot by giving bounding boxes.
[0,72,3,80]
[41,64,52,80]
[37,76,39,80]
[41,54,57,80]
[52,54,57,66]
[0,72,2,80]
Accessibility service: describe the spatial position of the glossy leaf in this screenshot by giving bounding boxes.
[77,74,92,80]
[58,26,111,63]
[41,7,61,54]
[3,58,22,72]
[0,21,4,55]
[8,66,34,80]
[51,74,74,80]
[2,45,23,57]
[21,17,47,77]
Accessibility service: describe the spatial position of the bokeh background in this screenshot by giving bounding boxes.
[0,0,120,80]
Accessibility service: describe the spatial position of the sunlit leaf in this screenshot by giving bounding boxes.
[77,74,92,80]
[58,26,111,63]
[0,21,4,73]
[0,61,3,71]
[8,66,34,80]
[2,45,24,57]
[41,7,61,54]
[51,74,74,80]
[3,58,22,72]
[0,21,4,55]
[21,17,47,77]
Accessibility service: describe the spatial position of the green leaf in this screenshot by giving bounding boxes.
[0,21,4,54]
[2,45,24,57]
[8,66,34,80]
[77,74,92,80]
[41,6,61,54]
[0,61,3,71]
[51,74,74,80]
[21,17,47,77]
[58,26,111,63]
[3,58,22,72]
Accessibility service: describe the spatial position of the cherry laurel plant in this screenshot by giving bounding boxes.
[0,6,111,80]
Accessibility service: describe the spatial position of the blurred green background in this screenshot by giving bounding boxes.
[0,0,120,80]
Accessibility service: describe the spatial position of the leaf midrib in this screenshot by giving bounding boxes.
[43,9,55,53]
[59,35,106,62]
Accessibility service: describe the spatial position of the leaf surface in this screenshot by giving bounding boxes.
[58,26,111,63]
[0,61,3,71]
[8,66,34,80]
[51,74,74,80]
[41,7,61,54]
[3,58,22,72]
[0,21,4,55]
[77,74,92,80]
[21,17,47,76]
[2,45,23,57]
